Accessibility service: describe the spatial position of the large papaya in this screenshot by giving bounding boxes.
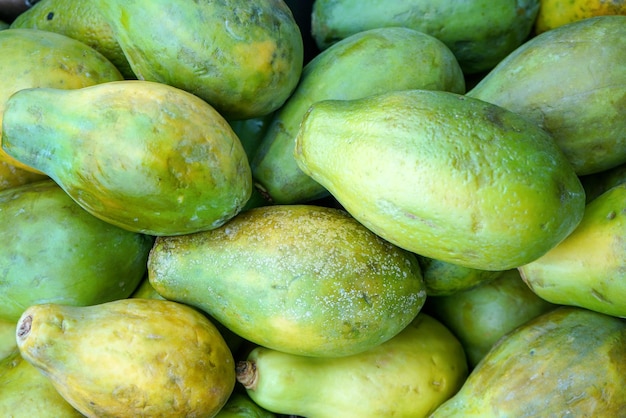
[467,16,626,175]
[1,80,252,236]
[0,28,123,173]
[251,26,465,204]
[294,89,585,271]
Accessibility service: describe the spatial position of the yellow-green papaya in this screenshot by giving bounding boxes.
[149,204,426,358]
[0,28,123,173]
[251,26,465,205]
[311,0,540,74]
[93,0,304,120]
[0,159,47,192]
[467,16,626,176]
[430,307,626,417]
[237,313,467,418]
[417,256,503,296]
[16,299,236,418]
[0,320,16,361]
[0,180,154,323]
[294,89,586,271]
[519,183,626,317]
[2,80,252,236]
[0,350,84,417]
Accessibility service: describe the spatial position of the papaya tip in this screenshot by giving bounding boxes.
[17,314,32,340]
[235,360,258,390]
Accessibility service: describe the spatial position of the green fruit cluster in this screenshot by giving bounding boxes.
[1,1,626,417]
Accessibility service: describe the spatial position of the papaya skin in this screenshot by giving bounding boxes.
[1,80,252,236]
[0,28,123,173]
[149,204,427,358]
[519,183,626,318]
[94,0,303,120]
[16,299,236,418]
[294,89,586,271]
[430,307,626,417]
[535,0,626,34]
[0,159,47,192]
[250,26,465,205]
[467,16,626,176]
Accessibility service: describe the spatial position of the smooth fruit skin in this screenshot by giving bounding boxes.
[2,80,252,236]
[535,0,626,34]
[16,299,236,418]
[430,307,626,417]
[0,320,16,361]
[0,180,154,323]
[149,204,427,358]
[237,313,468,418]
[0,350,83,417]
[519,183,626,318]
[294,89,586,271]
[467,16,626,176]
[94,0,303,120]
[251,26,465,204]
[311,0,540,74]
[0,28,123,173]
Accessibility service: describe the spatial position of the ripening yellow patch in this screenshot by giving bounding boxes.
[535,0,626,33]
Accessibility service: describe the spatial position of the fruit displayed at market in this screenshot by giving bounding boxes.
[310,0,540,73]
[1,1,626,416]
[294,89,585,271]
[149,204,426,357]
[2,80,252,236]
[0,180,154,323]
[238,313,467,417]
[431,307,626,416]
[519,183,626,317]
[251,26,465,204]
[16,299,236,417]
[467,15,626,175]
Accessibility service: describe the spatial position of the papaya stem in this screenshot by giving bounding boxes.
[235,360,258,390]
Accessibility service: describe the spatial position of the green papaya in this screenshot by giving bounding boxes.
[0,350,83,417]
[294,89,586,271]
[237,313,467,417]
[216,392,276,418]
[0,27,123,173]
[311,0,540,74]
[16,299,235,417]
[430,307,626,416]
[0,320,16,361]
[519,183,626,318]
[427,269,556,368]
[467,16,626,176]
[11,0,133,77]
[149,204,426,357]
[2,80,252,236]
[418,256,503,296]
[251,26,465,204]
[92,0,303,120]
[0,180,153,323]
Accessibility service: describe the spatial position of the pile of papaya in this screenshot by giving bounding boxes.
[1,0,625,416]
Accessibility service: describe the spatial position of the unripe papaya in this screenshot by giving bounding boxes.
[0,180,154,323]
[294,89,585,271]
[251,26,465,204]
[149,204,426,358]
[417,256,503,296]
[0,28,123,173]
[1,80,252,236]
[467,16,626,175]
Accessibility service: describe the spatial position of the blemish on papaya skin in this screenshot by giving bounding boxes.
[46,11,54,21]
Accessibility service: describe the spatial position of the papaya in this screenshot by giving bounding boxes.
[91,0,303,120]
[430,307,626,416]
[11,0,134,77]
[0,180,154,323]
[251,26,465,204]
[1,80,252,236]
[149,204,426,358]
[16,299,236,418]
[0,350,84,417]
[417,256,503,296]
[311,0,540,74]
[237,313,467,418]
[0,320,16,361]
[0,159,47,192]
[427,269,557,368]
[215,392,276,418]
[0,28,123,173]
[294,89,586,271]
[519,183,626,318]
[535,0,626,34]
[467,16,626,176]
